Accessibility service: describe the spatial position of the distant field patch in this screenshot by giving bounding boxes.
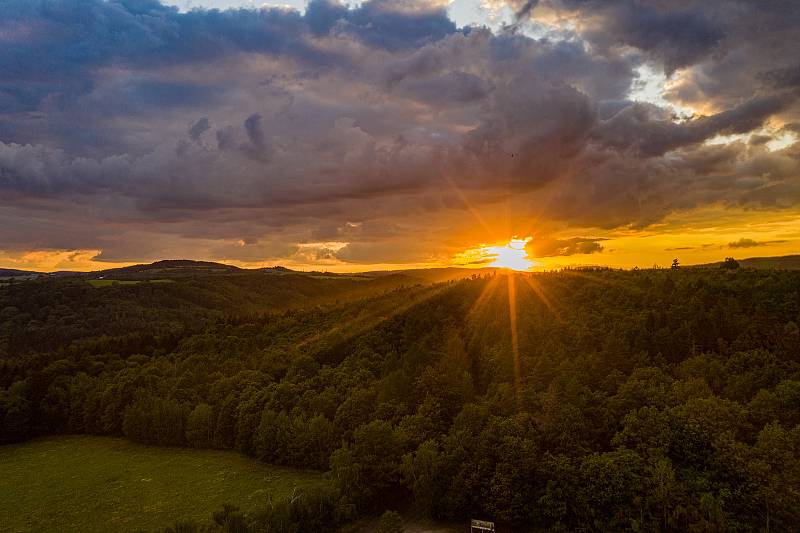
[87,279,173,287]
[311,274,370,281]
[0,436,326,532]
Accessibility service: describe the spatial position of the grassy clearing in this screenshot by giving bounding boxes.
[0,435,327,532]
[87,279,174,288]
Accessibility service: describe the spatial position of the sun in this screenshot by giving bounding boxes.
[453,236,537,271]
[487,237,535,271]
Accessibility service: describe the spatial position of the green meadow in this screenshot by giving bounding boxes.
[0,436,326,532]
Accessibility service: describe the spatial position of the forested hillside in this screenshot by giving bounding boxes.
[2,268,799,531]
[0,269,425,360]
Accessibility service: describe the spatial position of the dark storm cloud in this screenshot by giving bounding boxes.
[760,64,800,90]
[463,72,597,186]
[0,0,456,115]
[514,1,538,22]
[244,114,265,148]
[344,0,457,51]
[531,0,724,72]
[594,3,722,73]
[0,0,305,110]
[189,118,211,141]
[305,0,456,50]
[243,113,272,160]
[0,0,798,264]
[728,238,788,249]
[594,95,793,156]
[215,127,237,151]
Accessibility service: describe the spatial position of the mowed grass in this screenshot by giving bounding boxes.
[87,279,173,287]
[0,436,327,532]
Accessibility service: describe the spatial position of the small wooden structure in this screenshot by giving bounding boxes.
[471,519,495,532]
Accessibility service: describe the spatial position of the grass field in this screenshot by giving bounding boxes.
[0,436,327,532]
[87,279,173,287]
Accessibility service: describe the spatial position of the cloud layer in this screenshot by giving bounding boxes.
[0,0,798,268]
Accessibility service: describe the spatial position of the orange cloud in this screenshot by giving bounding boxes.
[0,249,127,272]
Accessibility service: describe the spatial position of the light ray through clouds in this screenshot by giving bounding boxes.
[521,274,560,320]
[467,270,564,412]
[296,283,448,349]
[506,272,522,410]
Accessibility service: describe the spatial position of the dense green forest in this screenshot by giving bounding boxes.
[1,266,799,532]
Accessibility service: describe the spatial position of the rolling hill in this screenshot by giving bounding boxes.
[699,254,800,270]
[90,259,243,279]
[0,268,41,279]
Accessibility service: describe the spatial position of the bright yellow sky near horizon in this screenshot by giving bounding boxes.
[2,206,797,273]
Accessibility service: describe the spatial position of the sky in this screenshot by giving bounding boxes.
[0,0,798,272]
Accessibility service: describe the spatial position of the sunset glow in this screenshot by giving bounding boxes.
[487,237,535,271]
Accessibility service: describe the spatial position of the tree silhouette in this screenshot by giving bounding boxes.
[722,257,740,270]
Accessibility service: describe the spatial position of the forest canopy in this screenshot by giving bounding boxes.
[1,267,799,531]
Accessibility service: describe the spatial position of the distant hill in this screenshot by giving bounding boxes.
[0,268,42,279]
[0,264,436,355]
[1,259,473,285]
[49,271,89,278]
[86,260,493,283]
[259,266,295,274]
[698,254,800,270]
[5,253,798,283]
[92,259,242,279]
